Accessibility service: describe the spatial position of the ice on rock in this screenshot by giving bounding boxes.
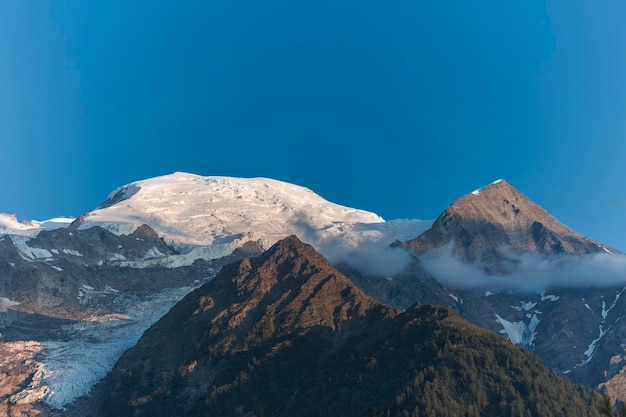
[539,291,560,301]
[495,313,540,347]
[511,301,537,312]
[11,236,54,260]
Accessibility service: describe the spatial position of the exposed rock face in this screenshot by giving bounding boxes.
[0,340,47,416]
[402,179,611,273]
[89,236,600,417]
[0,225,191,320]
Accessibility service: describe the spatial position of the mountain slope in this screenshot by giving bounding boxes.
[402,179,611,273]
[90,236,601,417]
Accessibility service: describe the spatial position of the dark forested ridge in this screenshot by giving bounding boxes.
[89,236,600,417]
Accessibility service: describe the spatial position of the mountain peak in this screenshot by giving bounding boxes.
[197,235,389,340]
[470,178,509,196]
[266,234,314,256]
[451,179,537,222]
[403,180,610,272]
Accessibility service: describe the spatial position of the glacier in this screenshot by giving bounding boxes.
[39,280,210,409]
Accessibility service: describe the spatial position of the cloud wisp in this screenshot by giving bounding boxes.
[419,244,626,292]
[290,211,417,277]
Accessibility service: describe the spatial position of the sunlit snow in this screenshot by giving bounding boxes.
[0,214,73,237]
[75,173,427,253]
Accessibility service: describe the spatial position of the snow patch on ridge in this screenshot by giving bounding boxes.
[539,291,560,301]
[574,325,611,369]
[601,287,625,323]
[0,214,73,238]
[471,179,504,197]
[495,312,540,346]
[11,236,54,260]
[0,297,20,311]
[511,301,537,312]
[448,293,462,303]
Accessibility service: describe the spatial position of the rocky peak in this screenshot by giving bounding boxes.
[403,179,610,272]
[197,235,390,341]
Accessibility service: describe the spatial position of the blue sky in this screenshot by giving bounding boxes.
[1,1,626,250]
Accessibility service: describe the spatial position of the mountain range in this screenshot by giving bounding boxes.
[89,236,599,417]
[0,172,624,415]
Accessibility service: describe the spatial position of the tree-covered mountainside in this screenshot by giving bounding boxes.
[91,236,600,417]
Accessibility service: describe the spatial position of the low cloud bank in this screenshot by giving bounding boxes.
[318,239,414,277]
[420,244,626,292]
[288,213,626,292]
[291,213,416,277]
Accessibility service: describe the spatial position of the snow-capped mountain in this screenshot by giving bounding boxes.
[0,173,430,414]
[74,172,426,250]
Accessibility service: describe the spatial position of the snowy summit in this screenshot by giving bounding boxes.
[75,173,429,257]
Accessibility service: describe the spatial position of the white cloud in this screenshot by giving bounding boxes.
[290,212,417,276]
[419,244,626,292]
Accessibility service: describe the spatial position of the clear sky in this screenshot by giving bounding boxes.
[1,1,626,250]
